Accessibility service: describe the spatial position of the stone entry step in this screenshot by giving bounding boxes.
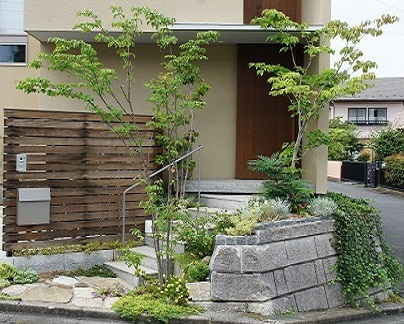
[104,261,157,287]
[105,245,158,287]
[199,194,251,211]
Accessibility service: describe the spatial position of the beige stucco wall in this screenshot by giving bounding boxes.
[25,0,244,31]
[0,35,40,135]
[2,0,330,187]
[36,42,238,179]
[301,0,331,194]
[327,161,342,181]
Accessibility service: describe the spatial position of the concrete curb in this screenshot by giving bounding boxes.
[0,300,124,321]
[0,300,402,323]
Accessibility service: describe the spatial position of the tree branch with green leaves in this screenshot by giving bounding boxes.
[249,9,398,167]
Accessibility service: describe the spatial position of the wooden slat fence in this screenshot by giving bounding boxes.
[3,109,159,252]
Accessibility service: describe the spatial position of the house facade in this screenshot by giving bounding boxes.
[1,0,331,194]
[331,77,404,140]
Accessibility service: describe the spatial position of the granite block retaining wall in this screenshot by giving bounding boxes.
[209,218,345,315]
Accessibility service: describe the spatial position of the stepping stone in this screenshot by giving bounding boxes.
[73,287,96,299]
[2,284,29,297]
[52,276,79,287]
[104,297,120,309]
[21,285,73,303]
[78,277,133,290]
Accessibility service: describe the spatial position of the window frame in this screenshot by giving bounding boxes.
[367,107,388,125]
[0,34,27,66]
[348,107,367,125]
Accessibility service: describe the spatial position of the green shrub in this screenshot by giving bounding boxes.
[385,153,404,188]
[187,261,210,282]
[357,151,371,162]
[176,212,232,258]
[225,209,258,236]
[93,283,127,300]
[0,263,17,280]
[248,153,314,212]
[113,278,201,323]
[328,192,404,307]
[309,197,337,217]
[69,265,117,278]
[371,126,404,160]
[13,269,38,284]
[0,279,11,289]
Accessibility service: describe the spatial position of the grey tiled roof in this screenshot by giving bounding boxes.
[336,77,404,101]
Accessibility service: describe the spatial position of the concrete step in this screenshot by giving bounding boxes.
[104,261,157,287]
[132,245,158,271]
[199,194,251,210]
[187,206,237,218]
[186,179,263,194]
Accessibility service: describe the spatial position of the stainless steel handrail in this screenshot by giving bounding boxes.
[122,145,203,244]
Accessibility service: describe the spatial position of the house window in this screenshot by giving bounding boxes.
[368,108,387,124]
[348,108,366,124]
[0,0,26,65]
[0,44,26,63]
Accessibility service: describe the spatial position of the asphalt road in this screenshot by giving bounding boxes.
[328,181,404,295]
[337,313,404,324]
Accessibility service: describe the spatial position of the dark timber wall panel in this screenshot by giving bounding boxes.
[236,45,302,179]
[3,109,159,252]
[244,0,302,24]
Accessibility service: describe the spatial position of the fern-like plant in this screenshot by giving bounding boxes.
[248,153,314,212]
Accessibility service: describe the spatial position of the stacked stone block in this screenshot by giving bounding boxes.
[209,218,345,315]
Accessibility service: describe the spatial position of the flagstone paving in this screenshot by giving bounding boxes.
[1,275,133,308]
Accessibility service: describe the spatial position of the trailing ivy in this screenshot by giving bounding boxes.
[328,192,404,307]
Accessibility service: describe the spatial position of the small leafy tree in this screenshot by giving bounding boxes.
[250,9,398,167]
[371,125,404,160]
[328,117,362,161]
[17,6,218,286]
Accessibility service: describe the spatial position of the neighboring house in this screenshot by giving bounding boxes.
[330,77,404,140]
[1,0,331,194]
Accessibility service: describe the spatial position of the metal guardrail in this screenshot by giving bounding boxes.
[122,145,203,244]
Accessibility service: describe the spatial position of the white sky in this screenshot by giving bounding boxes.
[331,0,404,77]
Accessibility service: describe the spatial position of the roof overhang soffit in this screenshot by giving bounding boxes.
[26,23,323,44]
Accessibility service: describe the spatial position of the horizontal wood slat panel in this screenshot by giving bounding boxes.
[3,109,158,252]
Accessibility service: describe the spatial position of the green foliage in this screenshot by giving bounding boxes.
[69,265,117,278]
[385,153,404,188]
[328,118,362,161]
[250,9,398,167]
[327,192,404,307]
[0,263,17,280]
[17,5,218,287]
[371,126,404,160]
[12,240,142,257]
[249,196,291,221]
[176,211,232,258]
[118,248,145,278]
[0,293,20,301]
[226,210,259,236]
[93,284,127,300]
[13,269,38,284]
[186,261,210,283]
[161,276,189,306]
[309,197,337,217]
[0,279,11,289]
[248,153,314,211]
[113,278,201,323]
[357,151,371,162]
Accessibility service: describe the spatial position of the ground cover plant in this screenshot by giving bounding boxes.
[327,192,404,307]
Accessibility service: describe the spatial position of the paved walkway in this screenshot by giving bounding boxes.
[1,275,132,310]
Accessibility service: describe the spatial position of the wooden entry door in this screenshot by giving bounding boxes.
[235,44,300,179]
